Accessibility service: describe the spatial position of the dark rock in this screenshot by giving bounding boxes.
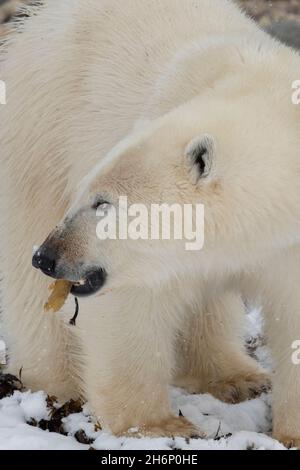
[0,373,23,399]
[74,430,94,445]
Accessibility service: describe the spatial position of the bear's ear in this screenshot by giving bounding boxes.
[185,135,215,183]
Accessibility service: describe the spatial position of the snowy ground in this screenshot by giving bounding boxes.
[0,309,290,450]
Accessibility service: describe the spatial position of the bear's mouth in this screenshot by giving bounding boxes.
[70,269,107,297]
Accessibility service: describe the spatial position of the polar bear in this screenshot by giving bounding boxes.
[1,0,300,446]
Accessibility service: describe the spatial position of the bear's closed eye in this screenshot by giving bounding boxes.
[92,199,111,210]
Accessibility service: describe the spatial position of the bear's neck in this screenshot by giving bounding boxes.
[138,32,298,125]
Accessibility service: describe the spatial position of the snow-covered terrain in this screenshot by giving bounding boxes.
[0,310,289,450]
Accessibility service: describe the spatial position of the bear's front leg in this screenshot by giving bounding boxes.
[79,288,200,437]
[262,251,300,448]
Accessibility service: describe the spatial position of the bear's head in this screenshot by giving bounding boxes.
[32,90,300,296]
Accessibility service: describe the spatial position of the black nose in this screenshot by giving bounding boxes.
[32,249,56,277]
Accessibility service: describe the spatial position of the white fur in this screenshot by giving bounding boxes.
[1,0,300,444]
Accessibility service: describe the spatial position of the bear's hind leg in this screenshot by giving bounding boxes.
[174,291,270,403]
[262,251,300,448]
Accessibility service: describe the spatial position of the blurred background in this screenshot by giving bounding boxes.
[239,0,300,49]
[240,0,300,25]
